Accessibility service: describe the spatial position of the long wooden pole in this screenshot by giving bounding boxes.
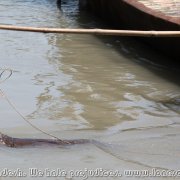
[0,24,179,37]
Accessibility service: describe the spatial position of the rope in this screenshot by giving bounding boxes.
[0,68,12,84]
[0,69,62,141]
[0,24,180,37]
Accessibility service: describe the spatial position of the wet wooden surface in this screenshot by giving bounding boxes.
[138,0,180,17]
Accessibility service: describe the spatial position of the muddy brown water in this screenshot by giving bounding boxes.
[0,0,180,179]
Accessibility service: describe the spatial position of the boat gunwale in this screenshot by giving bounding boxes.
[123,0,180,26]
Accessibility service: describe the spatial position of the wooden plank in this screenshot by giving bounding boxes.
[0,24,180,37]
[137,0,180,17]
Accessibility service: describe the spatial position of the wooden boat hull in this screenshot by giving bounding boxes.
[79,0,180,62]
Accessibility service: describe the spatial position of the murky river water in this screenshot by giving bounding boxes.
[0,0,180,179]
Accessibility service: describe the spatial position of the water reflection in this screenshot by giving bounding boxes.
[160,97,180,114]
[0,0,180,172]
[0,0,179,132]
[29,30,180,131]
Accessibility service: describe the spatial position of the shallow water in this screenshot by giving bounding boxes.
[0,0,180,179]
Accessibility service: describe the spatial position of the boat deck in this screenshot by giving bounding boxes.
[134,0,180,25]
[138,0,180,17]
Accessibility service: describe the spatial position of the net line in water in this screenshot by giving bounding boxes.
[0,69,63,141]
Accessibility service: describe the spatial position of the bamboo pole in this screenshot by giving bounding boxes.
[0,24,180,37]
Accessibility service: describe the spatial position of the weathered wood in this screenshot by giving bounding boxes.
[0,24,179,37]
[0,134,91,148]
[138,0,180,17]
[79,0,180,60]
